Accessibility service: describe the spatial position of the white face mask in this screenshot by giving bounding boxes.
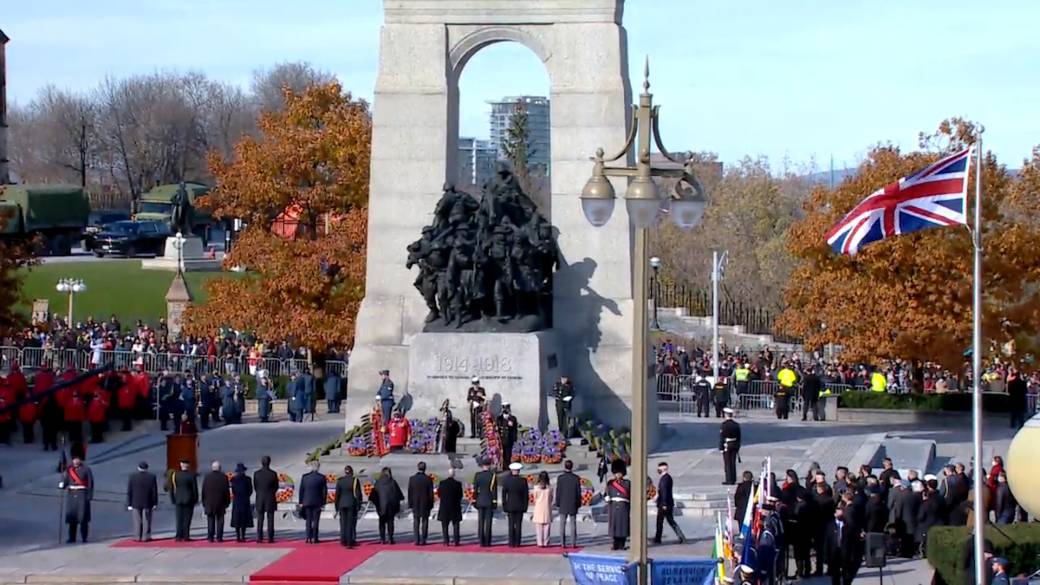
[997,477,1006,484]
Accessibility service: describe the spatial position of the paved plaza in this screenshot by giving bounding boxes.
[0,408,1014,584]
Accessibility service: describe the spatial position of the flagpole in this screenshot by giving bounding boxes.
[971,130,986,585]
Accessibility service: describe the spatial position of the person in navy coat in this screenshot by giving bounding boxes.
[299,462,328,543]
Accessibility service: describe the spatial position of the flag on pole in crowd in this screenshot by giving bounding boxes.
[714,512,727,584]
[826,147,973,255]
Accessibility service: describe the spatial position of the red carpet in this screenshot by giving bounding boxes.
[114,538,575,583]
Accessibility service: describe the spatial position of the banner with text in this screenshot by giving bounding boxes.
[650,558,717,585]
[568,553,638,585]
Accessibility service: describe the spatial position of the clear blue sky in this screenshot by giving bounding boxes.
[5,0,1038,167]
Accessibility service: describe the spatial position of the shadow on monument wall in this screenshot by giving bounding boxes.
[554,254,630,430]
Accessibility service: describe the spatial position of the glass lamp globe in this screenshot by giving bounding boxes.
[671,198,706,230]
[1007,417,1040,518]
[56,282,68,293]
[581,197,615,228]
[72,282,86,293]
[626,198,661,229]
[649,256,662,270]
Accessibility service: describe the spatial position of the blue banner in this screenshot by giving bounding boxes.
[568,553,638,585]
[650,558,717,585]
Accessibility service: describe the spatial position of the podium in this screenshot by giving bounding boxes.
[166,433,199,473]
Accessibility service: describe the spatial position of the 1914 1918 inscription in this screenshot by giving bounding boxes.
[432,353,517,381]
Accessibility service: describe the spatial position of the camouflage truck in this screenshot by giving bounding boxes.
[0,184,90,255]
[134,182,214,244]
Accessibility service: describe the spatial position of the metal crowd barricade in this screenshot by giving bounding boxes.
[655,374,686,402]
[19,346,44,368]
[324,360,349,377]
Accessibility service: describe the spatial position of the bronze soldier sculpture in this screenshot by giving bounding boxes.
[406,166,558,332]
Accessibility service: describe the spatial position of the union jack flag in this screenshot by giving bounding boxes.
[826,147,973,255]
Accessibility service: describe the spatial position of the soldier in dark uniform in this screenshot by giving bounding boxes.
[606,460,631,550]
[497,403,519,466]
[466,377,486,438]
[439,400,460,454]
[325,370,342,414]
[473,458,498,547]
[376,370,395,422]
[719,407,741,485]
[502,462,529,547]
[169,458,198,541]
[791,490,814,579]
[694,375,711,418]
[552,375,575,437]
[713,376,730,417]
[60,456,94,543]
[334,465,363,548]
[299,462,328,543]
[407,462,435,545]
[156,371,178,432]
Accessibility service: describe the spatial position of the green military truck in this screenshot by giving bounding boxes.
[0,184,90,255]
[134,182,214,244]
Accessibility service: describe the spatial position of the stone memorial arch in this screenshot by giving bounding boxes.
[346,0,641,431]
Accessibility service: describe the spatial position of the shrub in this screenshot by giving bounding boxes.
[838,391,1014,413]
[926,524,1040,584]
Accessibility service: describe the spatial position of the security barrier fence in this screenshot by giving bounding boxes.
[654,374,1038,415]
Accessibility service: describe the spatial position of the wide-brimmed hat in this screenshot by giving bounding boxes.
[235,462,247,473]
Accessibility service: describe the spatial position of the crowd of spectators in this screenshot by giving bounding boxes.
[1,315,349,374]
[652,339,1040,396]
[734,454,1029,583]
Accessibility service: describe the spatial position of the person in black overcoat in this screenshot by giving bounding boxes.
[652,462,686,544]
[864,490,887,534]
[555,459,582,548]
[230,463,253,542]
[299,462,328,543]
[370,467,404,544]
[734,471,755,524]
[606,460,631,551]
[201,461,231,542]
[501,462,529,548]
[915,487,943,557]
[253,455,278,543]
[61,457,94,543]
[408,462,435,545]
[169,459,198,542]
[811,482,836,577]
[823,506,859,585]
[126,461,158,542]
[335,465,364,547]
[437,468,464,546]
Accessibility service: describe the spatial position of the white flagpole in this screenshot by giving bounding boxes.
[971,132,986,585]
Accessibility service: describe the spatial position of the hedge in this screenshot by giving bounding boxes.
[838,391,1018,413]
[927,524,1040,584]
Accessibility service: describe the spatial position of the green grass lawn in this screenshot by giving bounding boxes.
[18,261,242,326]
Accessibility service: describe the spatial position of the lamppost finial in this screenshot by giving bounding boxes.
[643,55,650,94]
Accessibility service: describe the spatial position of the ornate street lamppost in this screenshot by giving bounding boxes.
[581,58,706,585]
[55,278,87,327]
[172,231,186,275]
[649,256,661,330]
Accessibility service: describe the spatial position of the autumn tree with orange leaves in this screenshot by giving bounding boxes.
[776,119,1040,369]
[183,83,370,350]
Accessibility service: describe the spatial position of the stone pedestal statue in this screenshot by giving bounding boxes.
[346,0,652,440]
[165,272,193,342]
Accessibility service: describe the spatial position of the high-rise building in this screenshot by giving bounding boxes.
[457,137,497,188]
[488,95,550,174]
[0,29,9,185]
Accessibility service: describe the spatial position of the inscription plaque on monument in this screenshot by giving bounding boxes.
[408,331,560,430]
